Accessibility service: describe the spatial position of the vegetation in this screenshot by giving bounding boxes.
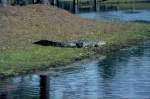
[0,5,150,76]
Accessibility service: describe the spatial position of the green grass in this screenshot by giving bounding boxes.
[0,46,90,76]
[0,5,150,76]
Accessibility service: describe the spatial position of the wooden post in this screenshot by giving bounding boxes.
[54,0,57,6]
[93,0,97,11]
[73,0,78,13]
[33,0,38,4]
[73,0,75,13]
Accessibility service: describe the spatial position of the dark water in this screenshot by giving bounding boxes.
[0,42,150,99]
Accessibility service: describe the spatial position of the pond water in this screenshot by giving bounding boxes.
[0,42,150,99]
[77,9,150,22]
[75,2,150,22]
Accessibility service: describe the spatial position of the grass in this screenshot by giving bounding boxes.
[0,4,150,76]
[0,47,89,75]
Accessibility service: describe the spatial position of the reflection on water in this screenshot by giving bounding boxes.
[0,42,150,99]
[40,75,49,99]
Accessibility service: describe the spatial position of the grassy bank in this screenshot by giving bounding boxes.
[0,5,150,76]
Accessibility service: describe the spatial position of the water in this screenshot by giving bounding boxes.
[0,42,150,99]
[77,10,150,22]
[76,2,150,22]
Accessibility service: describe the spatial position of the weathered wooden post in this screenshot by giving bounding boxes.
[40,75,49,99]
[73,0,75,12]
[73,0,78,13]
[93,0,97,11]
[54,0,58,6]
[96,0,100,12]
[32,0,35,4]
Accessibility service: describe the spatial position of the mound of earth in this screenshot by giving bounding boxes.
[0,4,134,51]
